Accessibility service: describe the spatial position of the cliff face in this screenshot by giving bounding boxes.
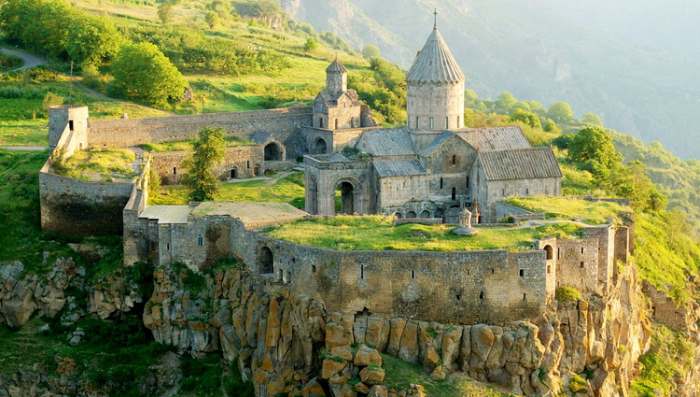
[141,260,650,396]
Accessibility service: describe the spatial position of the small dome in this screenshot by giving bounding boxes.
[326,58,348,73]
[407,29,464,84]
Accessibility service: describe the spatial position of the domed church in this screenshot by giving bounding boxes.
[304,20,562,223]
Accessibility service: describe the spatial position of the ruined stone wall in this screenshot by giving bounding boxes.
[87,107,313,149]
[151,146,264,185]
[48,106,88,153]
[555,238,602,294]
[39,165,133,236]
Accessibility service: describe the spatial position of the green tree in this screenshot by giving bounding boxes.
[582,112,603,126]
[362,44,381,59]
[110,42,187,106]
[303,37,319,53]
[548,101,575,124]
[158,2,174,24]
[186,128,226,202]
[612,161,667,212]
[495,91,517,114]
[65,16,122,66]
[568,126,622,180]
[205,11,220,29]
[208,0,230,18]
[510,108,542,129]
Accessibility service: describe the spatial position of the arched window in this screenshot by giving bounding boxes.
[544,245,554,260]
[259,247,273,274]
[264,142,282,161]
[452,155,457,165]
[319,118,324,128]
[197,235,203,247]
[407,211,417,218]
[420,210,431,218]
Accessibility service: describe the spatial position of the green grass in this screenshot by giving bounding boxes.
[507,196,630,225]
[0,118,47,146]
[0,52,23,72]
[634,212,700,303]
[631,325,695,397]
[382,354,510,397]
[54,148,137,182]
[138,136,254,153]
[150,171,305,208]
[265,216,580,252]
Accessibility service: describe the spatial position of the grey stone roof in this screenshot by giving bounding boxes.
[419,131,458,156]
[407,29,464,84]
[456,127,530,152]
[326,58,347,73]
[356,128,416,156]
[479,148,562,181]
[374,159,426,177]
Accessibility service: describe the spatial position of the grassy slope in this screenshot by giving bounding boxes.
[506,196,630,225]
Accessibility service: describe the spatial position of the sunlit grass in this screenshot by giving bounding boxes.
[265,215,580,252]
[507,196,630,225]
[54,148,137,182]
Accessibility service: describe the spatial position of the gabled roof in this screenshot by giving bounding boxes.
[374,159,426,178]
[479,148,562,181]
[418,131,472,156]
[356,128,416,157]
[407,29,464,84]
[456,127,530,152]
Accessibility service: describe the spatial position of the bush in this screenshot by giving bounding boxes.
[556,286,582,303]
[110,42,187,107]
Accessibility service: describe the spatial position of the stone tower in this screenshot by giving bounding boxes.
[325,58,348,96]
[407,22,465,130]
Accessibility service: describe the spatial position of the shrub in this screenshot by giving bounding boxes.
[110,42,187,107]
[556,286,582,303]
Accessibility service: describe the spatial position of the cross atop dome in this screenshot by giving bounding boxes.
[433,8,438,30]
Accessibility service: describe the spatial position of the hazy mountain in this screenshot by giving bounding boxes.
[282,0,700,159]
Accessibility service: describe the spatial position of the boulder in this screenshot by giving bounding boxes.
[398,321,419,363]
[388,318,406,356]
[368,385,388,397]
[354,345,382,367]
[360,366,385,385]
[321,359,346,379]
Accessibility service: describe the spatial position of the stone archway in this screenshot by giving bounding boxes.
[264,142,283,161]
[229,167,238,179]
[335,181,355,214]
[259,247,273,274]
[313,137,328,154]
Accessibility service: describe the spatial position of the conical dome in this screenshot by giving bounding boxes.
[407,29,464,84]
[326,58,348,73]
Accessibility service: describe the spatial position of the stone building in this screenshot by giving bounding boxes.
[304,26,562,222]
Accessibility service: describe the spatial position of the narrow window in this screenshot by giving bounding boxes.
[197,235,203,246]
[581,247,584,254]
[525,188,529,195]
[466,176,470,189]
[291,257,296,263]
[334,119,338,129]
[580,261,585,268]
[452,155,457,165]
[502,188,506,196]
[319,118,324,128]
[523,293,527,301]
[287,271,291,283]
[491,268,495,274]
[312,265,316,273]
[360,264,364,280]
[429,117,434,129]
[451,187,456,200]
[415,116,419,128]
[456,294,462,301]
[411,270,415,279]
[173,167,177,175]
[439,178,444,189]
[69,120,74,131]
[166,243,170,251]
[457,115,460,127]
[445,116,449,129]
[547,265,551,274]
[519,269,525,277]
[247,160,250,169]
[279,269,283,282]
[479,291,484,300]
[557,247,560,259]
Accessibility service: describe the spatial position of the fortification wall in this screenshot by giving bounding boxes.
[88,107,313,149]
[555,238,602,294]
[39,166,133,236]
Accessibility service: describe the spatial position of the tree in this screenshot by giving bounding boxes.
[582,112,603,126]
[208,0,230,18]
[186,128,226,202]
[568,126,622,181]
[65,16,122,67]
[510,108,542,129]
[362,44,381,59]
[110,42,187,107]
[612,161,667,212]
[548,101,575,124]
[303,37,319,53]
[158,2,174,24]
[495,91,517,114]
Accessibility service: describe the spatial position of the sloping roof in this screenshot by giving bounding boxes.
[326,58,347,73]
[479,148,562,181]
[356,128,416,156]
[407,29,464,84]
[374,159,426,177]
[457,127,530,152]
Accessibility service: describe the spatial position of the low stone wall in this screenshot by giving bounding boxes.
[39,164,134,236]
[88,107,313,148]
[151,146,264,185]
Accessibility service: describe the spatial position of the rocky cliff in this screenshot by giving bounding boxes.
[141,259,651,396]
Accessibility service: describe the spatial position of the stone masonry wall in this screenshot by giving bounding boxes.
[151,146,264,185]
[88,107,313,149]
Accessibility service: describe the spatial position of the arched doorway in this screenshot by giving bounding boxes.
[264,142,282,161]
[313,138,328,154]
[420,210,431,218]
[335,181,355,214]
[259,247,273,274]
[229,168,238,179]
[544,245,554,260]
[406,211,417,218]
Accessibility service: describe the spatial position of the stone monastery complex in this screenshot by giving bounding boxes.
[39,24,632,325]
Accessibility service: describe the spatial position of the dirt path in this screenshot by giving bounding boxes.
[0,47,46,72]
